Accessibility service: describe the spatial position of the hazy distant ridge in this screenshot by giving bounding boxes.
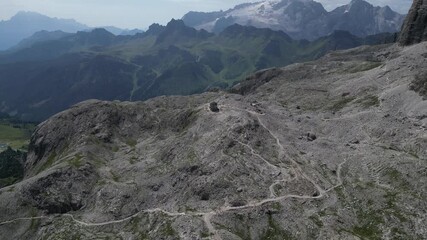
[0,11,144,50]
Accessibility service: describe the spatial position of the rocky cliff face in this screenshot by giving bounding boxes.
[399,0,427,45]
[0,41,426,239]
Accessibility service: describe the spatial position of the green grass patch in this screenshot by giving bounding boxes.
[261,215,294,240]
[184,206,197,213]
[328,97,356,112]
[215,215,252,239]
[309,215,324,228]
[343,177,413,239]
[271,202,282,211]
[0,122,35,151]
[355,95,380,108]
[130,216,142,232]
[186,149,198,164]
[346,61,382,73]
[384,191,408,223]
[111,145,120,152]
[125,139,137,147]
[160,220,178,237]
[68,154,83,168]
[351,210,384,239]
[200,231,212,238]
[129,156,138,164]
[36,152,57,174]
[110,170,120,182]
[384,168,411,191]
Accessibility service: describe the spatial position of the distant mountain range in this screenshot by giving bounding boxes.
[0,1,425,238]
[0,11,144,50]
[182,0,405,40]
[0,11,87,50]
[0,19,396,121]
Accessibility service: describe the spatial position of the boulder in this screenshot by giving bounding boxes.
[209,102,220,112]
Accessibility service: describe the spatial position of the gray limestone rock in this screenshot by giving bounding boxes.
[1,42,427,240]
[398,0,427,45]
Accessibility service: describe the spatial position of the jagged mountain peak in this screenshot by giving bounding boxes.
[347,0,372,9]
[146,23,166,35]
[74,28,115,42]
[182,0,405,40]
[349,0,370,5]
[165,18,187,29]
[87,28,113,34]
[155,19,213,44]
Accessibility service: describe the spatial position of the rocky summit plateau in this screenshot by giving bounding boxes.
[0,1,426,240]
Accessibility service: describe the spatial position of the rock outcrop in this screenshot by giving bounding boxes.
[398,0,427,45]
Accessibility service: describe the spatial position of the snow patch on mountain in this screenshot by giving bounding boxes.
[182,0,405,40]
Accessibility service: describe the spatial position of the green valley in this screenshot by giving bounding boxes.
[0,20,395,122]
[0,115,35,152]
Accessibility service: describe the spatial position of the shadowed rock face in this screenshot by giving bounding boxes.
[399,0,427,45]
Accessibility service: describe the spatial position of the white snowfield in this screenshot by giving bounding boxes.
[186,0,405,40]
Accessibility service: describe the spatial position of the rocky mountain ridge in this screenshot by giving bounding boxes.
[0,11,88,51]
[0,38,426,239]
[182,0,405,40]
[0,1,426,239]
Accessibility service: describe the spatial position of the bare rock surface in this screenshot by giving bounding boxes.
[0,42,426,239]
[399,0,427,46]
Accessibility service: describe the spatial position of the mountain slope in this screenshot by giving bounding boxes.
[99,26,144,36]
[0,3,425,239]
[0,40,426,239]
[0,11,88,50]
[0,21,396,121]
[9,30,73,51]
[182,0,405,40]
[327,0,405,37]
[0,28,119,64]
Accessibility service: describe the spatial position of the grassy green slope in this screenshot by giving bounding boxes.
[0,119,34,151]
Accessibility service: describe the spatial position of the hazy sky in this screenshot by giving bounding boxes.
[0,0,413,29]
